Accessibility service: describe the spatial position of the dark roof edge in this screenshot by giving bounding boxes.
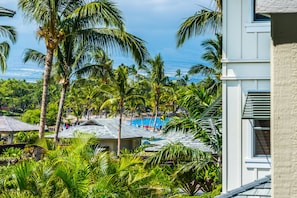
[216,175,271,198]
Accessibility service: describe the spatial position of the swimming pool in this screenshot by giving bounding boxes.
[129,117,169,129]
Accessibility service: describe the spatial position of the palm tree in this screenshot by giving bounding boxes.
[51,43,90,141]
[24,46,113,142]
[52,41,115,141]
[174,69,189,86]
[101,65,145,156]
[19,0,70,138]
[139,54,168,132]
[188,33,222,94]
[145,142,218,196]
[0,7,16,72]
[164,83,222,164]
[19,0,149,139]
[69,49,114,121]
[88,151,162,197]
[176,0,222,47]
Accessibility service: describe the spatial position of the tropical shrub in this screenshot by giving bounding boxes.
[46,102,58,126]
[1,147,23,159]
[15,132,39,144]
[20,103,57,127]
[20,109,40,124]
[0,136,221,197]
[145,142,220,196]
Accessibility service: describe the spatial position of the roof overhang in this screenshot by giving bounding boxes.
[256,0,297,14]
[0,116,41,133]
[242,92,270,119]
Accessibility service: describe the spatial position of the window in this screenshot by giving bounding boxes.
[253,119,270,156]
[242,92,271,166]
[245,0,270,32]
[253,0,270,21]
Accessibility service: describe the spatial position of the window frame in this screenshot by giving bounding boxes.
[245,0,270,33]
[253,119,270,157]
[242,91,271,168]
[253,0,270,22]
[244,119,271,168]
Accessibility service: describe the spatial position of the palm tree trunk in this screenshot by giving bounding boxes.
[117,100,123,156]
[130,109,134,125]
[39,48,54,138]
[153,93,159,132]
[153,105,158,132]
[54,82,68,142]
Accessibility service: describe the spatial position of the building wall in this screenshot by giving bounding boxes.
[270,13,297,197]
[222,0,271,193]
[100,138,141,153]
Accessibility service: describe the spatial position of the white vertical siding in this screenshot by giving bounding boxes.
[225,0,242,59]
[257,32,270,59]
[222,0,271,193]
[225,81,242,190]
[224,0,270,62]
[242,32,258,59]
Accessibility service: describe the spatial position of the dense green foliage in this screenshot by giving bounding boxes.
[0,1,224,197]
[0,138,221,197]
[0,79,39,115]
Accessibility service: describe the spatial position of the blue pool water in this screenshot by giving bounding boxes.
[129,117,169,129]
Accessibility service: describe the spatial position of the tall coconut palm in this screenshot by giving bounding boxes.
[24,45,113,142]
[101,65,145,156]
[19,0,70,138]
[0,7,16,72]
[176,0,222,47]
[139,53,168,132]
[19,0,149,139]
[52,41,115,141]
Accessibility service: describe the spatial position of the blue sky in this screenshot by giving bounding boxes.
[0,0,214,82]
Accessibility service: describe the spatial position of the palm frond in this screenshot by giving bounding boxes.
[145,142,205,166]
[0,41,9,57]
[80,28,149,65]
[23,48,45,66]
[18,0,51,25]
[0,42,9,72]
[101,98,120,110]
[163,117,203,133]
[188,64,216,76]
[0,25,17,43]
[68,0,124,29]
[13,160,35,191]
[0,7,16,17]
[176,9,222,47]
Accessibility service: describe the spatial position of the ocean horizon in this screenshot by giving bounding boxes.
[0,63,204,83]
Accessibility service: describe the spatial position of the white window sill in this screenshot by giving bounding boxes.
[245,22,270,33]
[245,157,271,169]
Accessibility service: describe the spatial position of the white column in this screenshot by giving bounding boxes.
[7,133,14,144]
